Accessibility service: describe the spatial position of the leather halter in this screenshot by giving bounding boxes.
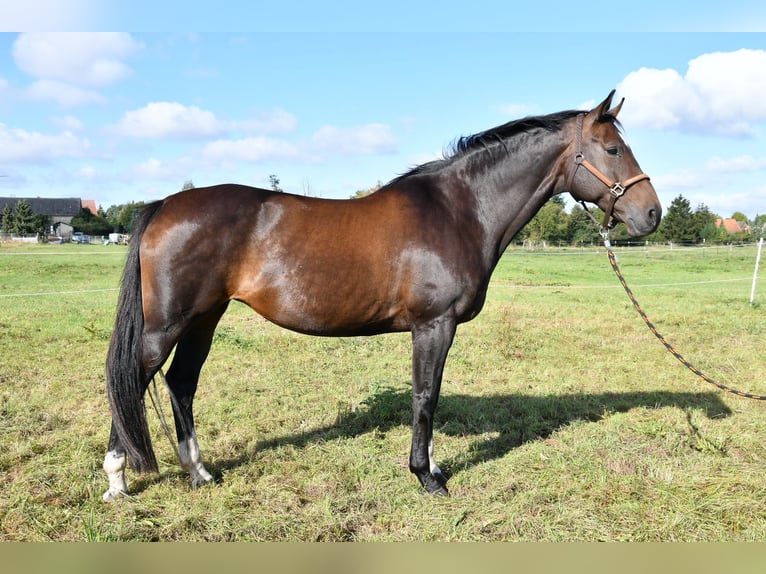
[567,114,650,230]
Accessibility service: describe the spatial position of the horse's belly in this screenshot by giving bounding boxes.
[233,271,409,336]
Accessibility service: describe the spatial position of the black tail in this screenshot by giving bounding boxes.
[106,201,164,473]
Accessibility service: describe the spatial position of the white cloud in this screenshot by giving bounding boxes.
[499,103,534,118]
[77,165,98,180]
[652,153,766,217]
[311,123,397,155]
[652,169,709,192]
[131,157,195,181]
[705,155,766,173]
[26,79,105,108]
[13,32,142,87]
[235,109,298,135]
[685,188,766,218]
[617,49,766,137]
[0,123,90,163]
[202,137,304,163]
[653,154,766,196]
[111,102,223,139]
[196,123,397,167]
[51,115,85,132]
[110,103,298,140]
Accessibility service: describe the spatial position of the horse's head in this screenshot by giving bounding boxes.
[566,90,661,237]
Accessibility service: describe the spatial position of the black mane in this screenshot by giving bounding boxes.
[451,109,582,157]
[387,109,603,185]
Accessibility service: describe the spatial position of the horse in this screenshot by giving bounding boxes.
[102,90,661,501]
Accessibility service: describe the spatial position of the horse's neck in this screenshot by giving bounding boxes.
[452,136,569,264]
[495,170,561,254]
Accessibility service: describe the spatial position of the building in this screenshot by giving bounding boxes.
[0,196,96,240]
[715,218,750,235]
[81,199,98,216]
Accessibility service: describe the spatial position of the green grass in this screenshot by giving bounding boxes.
[1,241,766,540]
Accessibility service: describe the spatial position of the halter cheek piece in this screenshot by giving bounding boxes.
[567,113,650,231]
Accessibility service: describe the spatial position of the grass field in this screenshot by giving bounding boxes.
[1,241,765,541]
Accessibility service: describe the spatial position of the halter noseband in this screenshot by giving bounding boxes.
[567,114,650,230]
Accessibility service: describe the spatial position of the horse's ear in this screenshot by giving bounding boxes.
[607,96,624,118]
[587,89,623,122]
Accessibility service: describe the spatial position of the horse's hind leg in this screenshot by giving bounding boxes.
[103,326,180,501]
[165,303,229,489]
[102,423,129,501]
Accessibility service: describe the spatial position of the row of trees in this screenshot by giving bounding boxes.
[518,194,765,246]
[1,200,50,235]
[3,184,764,244]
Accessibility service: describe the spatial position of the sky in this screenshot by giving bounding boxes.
[1,3,766,219]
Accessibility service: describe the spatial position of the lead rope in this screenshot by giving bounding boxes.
[580,202,766,401]
[146,368,183,460]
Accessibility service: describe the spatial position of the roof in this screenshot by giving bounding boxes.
[715,218,749,234]
[81,199,98,215]
[0,197,83,217]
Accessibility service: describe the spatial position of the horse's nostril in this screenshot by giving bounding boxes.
[648,208,658,225]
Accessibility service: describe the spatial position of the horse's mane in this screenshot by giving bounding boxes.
[386,108,618,186]
[451,110,582,157]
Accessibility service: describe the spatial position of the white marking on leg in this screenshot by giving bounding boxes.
[178,431,213,488]
[428,438,442,476]
[102,450,128,502]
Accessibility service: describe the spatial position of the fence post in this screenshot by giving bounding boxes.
[751,237,764,306]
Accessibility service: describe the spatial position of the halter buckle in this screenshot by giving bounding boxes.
[609,182,626,198]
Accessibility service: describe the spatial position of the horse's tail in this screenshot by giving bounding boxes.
[106,200,164,473]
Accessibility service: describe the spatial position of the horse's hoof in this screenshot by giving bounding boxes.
[191,476,215,490]
[432,470,448,487]
[429,484,450,497]
[102,487,128,502]
[420,473,450,497]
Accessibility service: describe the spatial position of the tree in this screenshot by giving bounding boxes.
[182,180,195,191]
[105,202,145,234]
[693,203,718,243]
[0,200,49,236]
[567,204,603,245]
[351,181,383,199]
[268,174,283,192]
[752,214,766,238]
[521,196,568,245]
[731,211,748,222]
[659,195,696,243]
[71,207,113,235]
[1,204,13,234]
[12,199,36,234]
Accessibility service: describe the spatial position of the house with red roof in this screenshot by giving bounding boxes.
[715,218,750,235]
[81,199,98,215]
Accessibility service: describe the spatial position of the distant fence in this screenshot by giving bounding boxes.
[0,233,122,245]
[504,240,761,256]
[0,233,39,244]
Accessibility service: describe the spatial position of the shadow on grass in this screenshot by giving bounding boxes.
[206,386,732,485]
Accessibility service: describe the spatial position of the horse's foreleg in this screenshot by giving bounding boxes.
[410,314,456,496]
[165,304,228,489]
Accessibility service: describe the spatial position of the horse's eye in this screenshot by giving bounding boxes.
[606,146,621,157]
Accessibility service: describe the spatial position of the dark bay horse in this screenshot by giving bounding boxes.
[103,91,661,500]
